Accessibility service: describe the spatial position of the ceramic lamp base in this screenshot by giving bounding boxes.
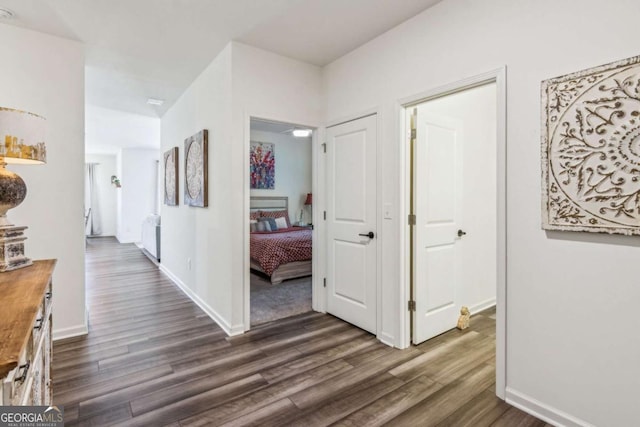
[0,225,32,272]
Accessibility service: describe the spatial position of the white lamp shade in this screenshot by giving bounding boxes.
[0,107,46,164]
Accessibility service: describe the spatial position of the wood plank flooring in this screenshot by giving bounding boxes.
[53,237,548,426]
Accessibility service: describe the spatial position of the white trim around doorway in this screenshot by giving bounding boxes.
[396,67,508,399]
[242,112,324,331]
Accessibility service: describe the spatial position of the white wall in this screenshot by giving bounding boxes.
[161,43,235,331]
[85,154,118,236]
[323,0,639,425]
[117,148,160,243]
[0,24,86,339]
[85,105,161,155]
[85,106,161,242]
[249,129,312,223]
[160,42,322,334]
[419,83,497,314]
[233,42,323,330]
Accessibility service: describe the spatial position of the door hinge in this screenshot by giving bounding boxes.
[322,143,327,153]
[408,300,416,311]
[323,278,327,288]
[408,214,416,225]
[323,211,327,220]
[410,108,417,140]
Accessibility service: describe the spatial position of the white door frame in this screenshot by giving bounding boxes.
[242,112,324,330]
[397,67,507,399]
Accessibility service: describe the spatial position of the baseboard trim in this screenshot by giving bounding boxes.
[159,264,244,337]
[115,234,137,244]
[469,297,496,315]
[506,387,594,427]
[53,323,88,342]
[377,332,395,348]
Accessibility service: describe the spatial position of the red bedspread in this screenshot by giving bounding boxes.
[250,227,312,276]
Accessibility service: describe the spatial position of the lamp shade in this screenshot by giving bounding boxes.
[304,193,312,205]
[0,107,46,164]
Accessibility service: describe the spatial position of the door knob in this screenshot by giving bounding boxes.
[457,229,467,237]
[359,231,375,239]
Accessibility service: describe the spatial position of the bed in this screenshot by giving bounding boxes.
[250,196,312,284]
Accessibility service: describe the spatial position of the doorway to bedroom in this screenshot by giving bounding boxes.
[248,118,314,326]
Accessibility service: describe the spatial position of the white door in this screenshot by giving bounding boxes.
[326,115,377,334]
[413,109,464,344]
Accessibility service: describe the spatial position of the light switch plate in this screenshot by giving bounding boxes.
[384,203,392,219]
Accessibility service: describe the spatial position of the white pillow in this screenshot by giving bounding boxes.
[275,217,288,230]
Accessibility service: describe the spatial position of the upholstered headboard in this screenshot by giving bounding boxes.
[250,196,288,212]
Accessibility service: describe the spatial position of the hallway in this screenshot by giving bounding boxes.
[52,237,546,426]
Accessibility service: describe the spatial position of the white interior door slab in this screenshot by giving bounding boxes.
[413,110,464,344]
[326,115,377,334]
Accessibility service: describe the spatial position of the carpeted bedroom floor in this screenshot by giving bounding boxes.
[250,271,312,326]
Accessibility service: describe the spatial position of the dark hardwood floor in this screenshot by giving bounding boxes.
[53,237,548,426]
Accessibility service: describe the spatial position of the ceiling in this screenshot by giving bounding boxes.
[0,0,442,118]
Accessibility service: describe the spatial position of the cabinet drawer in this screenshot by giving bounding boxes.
[44,281,52,314]
[43,317,52,406]
[31,302,46,353]
[26,343,45,406]
[3,346,32,406]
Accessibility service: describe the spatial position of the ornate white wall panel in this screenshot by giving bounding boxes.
[542,55,640,234]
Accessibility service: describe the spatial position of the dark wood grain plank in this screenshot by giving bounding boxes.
[55,363,174,407]
[52,238,545,427]
[383,362,496,427]
[388,331,487,382]
[179,359,354,426]
[123,374,269,426]
[219,398,299,427]
[490,407,548,427]
[288,373,405,427]
[436,388,510,427]
[289,347,422,409]
[261,335,376,383]
[332,375,442,426]
[78,348,301,418]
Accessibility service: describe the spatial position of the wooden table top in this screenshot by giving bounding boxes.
[0,259,56,378]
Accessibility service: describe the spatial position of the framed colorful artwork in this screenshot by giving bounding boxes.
[250,141,275,189]
[184,130,208,207]
[163,147,178,206]
[542,54,640,235]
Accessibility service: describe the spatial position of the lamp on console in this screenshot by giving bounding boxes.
[0,107,46,272]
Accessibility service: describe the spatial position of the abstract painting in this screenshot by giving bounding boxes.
[184,130,208,207]
[542,54,640,235]
[250,141,275,189]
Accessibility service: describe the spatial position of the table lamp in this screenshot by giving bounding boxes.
[0,107,46,271]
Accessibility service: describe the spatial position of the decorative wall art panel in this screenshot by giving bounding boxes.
[164,147,178,206]
[184,130,208,207]
[250,141,275,189]
[542,55,640,235]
